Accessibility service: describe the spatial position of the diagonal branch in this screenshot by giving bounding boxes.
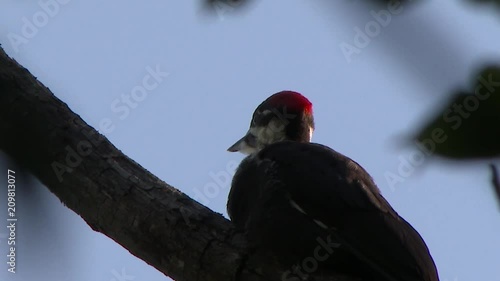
[0,47,354,281]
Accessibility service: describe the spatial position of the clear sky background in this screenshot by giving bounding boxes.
[1,1,500,281]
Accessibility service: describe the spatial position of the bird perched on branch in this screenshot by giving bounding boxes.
[227,91,439,281]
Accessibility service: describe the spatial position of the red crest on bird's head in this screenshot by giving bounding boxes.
[228,90,315,154]
[263,91,313,115]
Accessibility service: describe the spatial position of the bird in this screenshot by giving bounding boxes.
[226,91,439,281]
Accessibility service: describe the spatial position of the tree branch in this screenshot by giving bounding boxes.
[0,47,355,281]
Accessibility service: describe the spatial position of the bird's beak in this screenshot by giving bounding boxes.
[227,136,246,152]
[227,132,257,155]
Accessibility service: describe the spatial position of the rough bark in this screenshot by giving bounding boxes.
[0,47,355,281]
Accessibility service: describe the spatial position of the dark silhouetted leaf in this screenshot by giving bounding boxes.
[415,65,500,159]
[467,0,500,10]
[200,0,254,19]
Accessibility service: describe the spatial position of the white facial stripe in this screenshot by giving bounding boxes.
[249,118,287,148]
[289,199,307,214]
[309,126,314,142]
[313,219,328,229]
[290,199,330,229]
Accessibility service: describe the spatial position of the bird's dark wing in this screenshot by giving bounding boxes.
[230,141,439,281]
[227,154,262,230]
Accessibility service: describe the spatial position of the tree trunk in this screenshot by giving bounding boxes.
[0,47,355,281]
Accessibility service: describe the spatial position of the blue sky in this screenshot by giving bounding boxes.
[1,1,500,281]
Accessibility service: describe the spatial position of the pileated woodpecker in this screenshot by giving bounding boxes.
[227,91,439,281]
